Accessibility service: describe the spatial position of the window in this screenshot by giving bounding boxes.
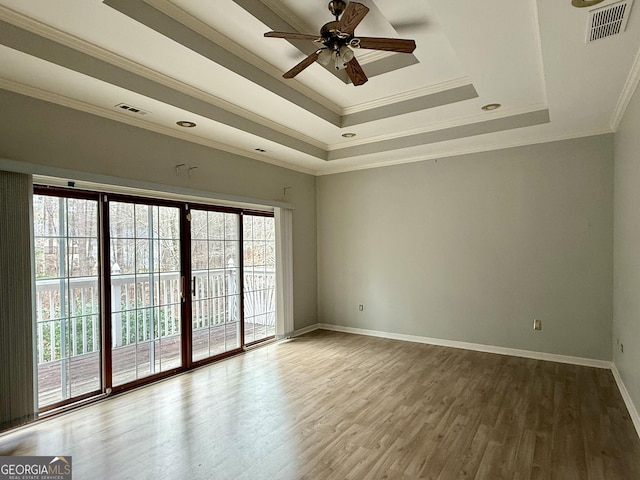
[33,192,101,409]
[109,200,182,386]
[33,187,277,411]
[190,209,241,362]
[243,214,276,345]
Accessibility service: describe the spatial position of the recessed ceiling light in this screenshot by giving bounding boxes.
[176,121,196,128]
[481,103,501,111]
[571,0,605,7]
[255,148,267,153]
[342,132,357,138]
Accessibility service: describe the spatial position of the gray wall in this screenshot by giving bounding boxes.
[0,89,317,330]
[614,82,640,414]
[318,135,614,360]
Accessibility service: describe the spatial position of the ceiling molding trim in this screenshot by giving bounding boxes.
[0,77,318,176]
[341,84,478,127]
[258,0,315,33]
[531,0,549,107]
[342,77,474,115]
[0,3,468,138]
[611,45,640,130]
[0,19,328,159]
[104,0,456,125]
[0,5,327,150]
[332,103,549,149]
[355,50,396,66]
[327,109,551,160]
[104,0,342,126]
[316,128,615,176]
[146,0,342,115]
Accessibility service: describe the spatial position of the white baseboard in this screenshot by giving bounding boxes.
[292,323,320,337]
[611,364,640,439]
[316,323,613,369]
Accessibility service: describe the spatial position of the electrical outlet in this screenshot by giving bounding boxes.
[533,319,542,331]
[358,304,364,311]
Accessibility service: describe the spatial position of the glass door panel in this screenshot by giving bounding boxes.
[191,210,240,362]
[33,194,101,408]
[110,201,181,386]
[243,214,276,345]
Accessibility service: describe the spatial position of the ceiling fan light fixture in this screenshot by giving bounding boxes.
[264,2,413,86]
[339,45,354,62]
[334,45,354,70]
[318,49,333,66]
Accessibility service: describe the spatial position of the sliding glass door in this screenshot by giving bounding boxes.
[109,200,182,386]
[33,187,278,410]
[243,214,276,345]
[33,192,101,409]
[190,209,241,362]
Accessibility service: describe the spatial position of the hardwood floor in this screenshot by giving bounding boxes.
[2,329,639,479]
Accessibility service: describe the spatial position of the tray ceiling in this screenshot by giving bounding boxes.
[0,0,638,174]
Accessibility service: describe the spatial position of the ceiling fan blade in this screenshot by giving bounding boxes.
[338,2,369,35]
[355,37,416,53]
[265,31,322,42]
[345,57,368,86]
[283,51,321,79]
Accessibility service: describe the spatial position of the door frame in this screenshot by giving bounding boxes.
[34,186,276,411]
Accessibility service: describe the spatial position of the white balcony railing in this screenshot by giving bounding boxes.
[35,267,276,364]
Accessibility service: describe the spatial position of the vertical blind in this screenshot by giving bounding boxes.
[0,171,36,430]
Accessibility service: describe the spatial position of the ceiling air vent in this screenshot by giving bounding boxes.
[114,103,149,115]
[586,0,633,42]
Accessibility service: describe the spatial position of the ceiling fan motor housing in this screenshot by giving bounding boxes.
[328,0,347,18]
[264,2,415,86]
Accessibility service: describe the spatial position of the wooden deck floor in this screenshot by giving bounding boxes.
[5,329,640,479]
[37,321,275,407]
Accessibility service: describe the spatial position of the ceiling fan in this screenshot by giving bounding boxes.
[264,1,417,86]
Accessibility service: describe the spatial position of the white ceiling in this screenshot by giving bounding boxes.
[0,0,638,175]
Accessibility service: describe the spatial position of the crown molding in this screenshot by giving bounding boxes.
[0,77,317,175]
[0,4,327,151]
[258,0,316,36]
[356,49,395,66]
[531,0,549,107]
[316,127,614,175]
[0,75,613,178]
[611,44,640,131]
[0,2,480,139]
[342,77,473,115]
[146,0,342,116]
[332,103,549,150]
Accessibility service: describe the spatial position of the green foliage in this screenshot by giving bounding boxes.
[117,306,179,345]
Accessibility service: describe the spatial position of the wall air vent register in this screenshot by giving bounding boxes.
[586,0,634,42]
